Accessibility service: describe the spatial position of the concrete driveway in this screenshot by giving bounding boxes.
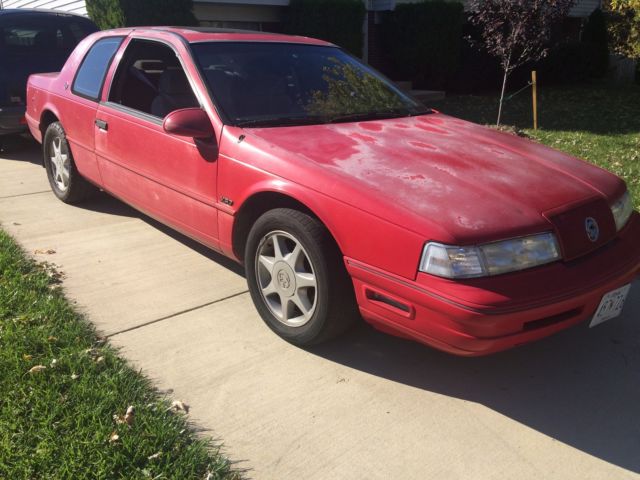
[1,142,639,480]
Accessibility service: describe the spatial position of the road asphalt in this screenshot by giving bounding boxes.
[1,142,639,479]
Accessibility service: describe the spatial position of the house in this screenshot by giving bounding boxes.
[1,0,604,66]
[0,0,605,26]
[0,0,290,30]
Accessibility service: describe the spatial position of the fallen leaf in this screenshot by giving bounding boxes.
[28,365,46,374]
[109,431,120,443]
[95,356,105,364]
[169,400,190,414]
[124,405,135,426]
[50,359,57,368]
[34,249,56,255]
[147,452,161,461]
[70,374,79,380]
[47,336,58,342]
[23,354,33,361]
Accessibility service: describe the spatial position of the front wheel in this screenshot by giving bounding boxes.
[245,208,357,346]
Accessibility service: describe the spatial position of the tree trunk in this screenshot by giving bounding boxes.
[497,70,509,126]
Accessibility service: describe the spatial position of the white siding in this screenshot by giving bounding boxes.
[2,0,87,16]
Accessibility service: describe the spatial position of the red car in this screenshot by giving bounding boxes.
[26,27,639,355]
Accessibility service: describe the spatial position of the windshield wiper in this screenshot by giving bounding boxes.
[409,107,434,116]
[234,107,434,128]
[328,108,433,124]
[235,115,326,128]
[328,111,407,124]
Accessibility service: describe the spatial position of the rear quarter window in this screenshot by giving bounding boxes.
[72,37,123,101]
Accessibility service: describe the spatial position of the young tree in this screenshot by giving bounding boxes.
[468,0,575,125]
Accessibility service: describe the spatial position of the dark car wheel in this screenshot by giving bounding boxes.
[43,122,94,204]
[245,208,358,346]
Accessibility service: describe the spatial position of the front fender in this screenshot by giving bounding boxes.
[218,151,426,280]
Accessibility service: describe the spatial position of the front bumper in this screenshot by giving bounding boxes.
[0,105,27,136]
[346,212,640,356]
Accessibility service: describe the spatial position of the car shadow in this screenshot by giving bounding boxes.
[2,137,245,276]
[0,135,42,164]
[81,192,245,277]
[309,287,640,474]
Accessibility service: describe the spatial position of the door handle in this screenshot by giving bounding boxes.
[95,119,108,131]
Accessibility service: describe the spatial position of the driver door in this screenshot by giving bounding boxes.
[95,38,220,248]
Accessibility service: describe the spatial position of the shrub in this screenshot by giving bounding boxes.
[285,0,366,56]
[448,21,501,93]
[582,8,610,77]
[538,9,610,84]
[540,41,596,83]
[86,0,198,30]
[381,1,464,89]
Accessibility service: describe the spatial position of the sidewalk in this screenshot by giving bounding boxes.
[1,143,639,479]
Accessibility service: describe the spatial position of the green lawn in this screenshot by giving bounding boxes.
[430,83,640,209]
[0,231,239,479]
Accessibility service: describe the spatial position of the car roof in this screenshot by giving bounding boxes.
[119,26,334,47]
[0,8,93,20]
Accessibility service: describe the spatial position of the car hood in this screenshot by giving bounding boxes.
[241,113,624,246]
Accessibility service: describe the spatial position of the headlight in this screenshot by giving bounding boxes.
[420,233,561,279]
[610,191,633,232]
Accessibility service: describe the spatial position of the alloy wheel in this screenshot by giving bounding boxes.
[255,230,318,327]
[50,137,70,192]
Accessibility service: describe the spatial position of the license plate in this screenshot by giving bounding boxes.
[589,284,631,328]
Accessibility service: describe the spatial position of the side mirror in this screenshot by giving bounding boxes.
[163,108,214,139]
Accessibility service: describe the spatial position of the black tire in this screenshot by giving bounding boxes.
[43,122,95,204]
[245,208,358,346]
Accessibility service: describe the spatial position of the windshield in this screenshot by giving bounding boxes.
[191,42,430,127]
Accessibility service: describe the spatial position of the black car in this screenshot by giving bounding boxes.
[0,9,98,142]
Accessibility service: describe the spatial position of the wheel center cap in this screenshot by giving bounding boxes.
[274,261,296,297]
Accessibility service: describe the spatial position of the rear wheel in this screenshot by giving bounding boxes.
[43,122,94,204]
[245,208,357,346]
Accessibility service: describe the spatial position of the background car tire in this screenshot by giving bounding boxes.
[245,208,358,346]
[43,122,95,204]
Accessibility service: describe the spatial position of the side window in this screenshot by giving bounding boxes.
[108,39,199,119]
[72,37,123,101]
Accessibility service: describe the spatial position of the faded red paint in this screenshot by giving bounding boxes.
[26,27,640,355]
